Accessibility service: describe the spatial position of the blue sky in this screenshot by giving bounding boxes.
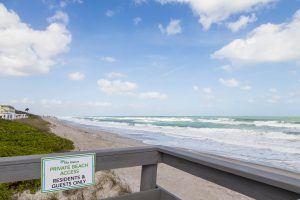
[0,0,300,116]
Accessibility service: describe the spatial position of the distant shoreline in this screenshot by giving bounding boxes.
[43,117,251,200]
[44,117,145,151]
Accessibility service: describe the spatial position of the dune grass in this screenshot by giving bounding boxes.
[0,115,74,200]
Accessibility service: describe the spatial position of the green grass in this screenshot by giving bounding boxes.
[0,115,74,199]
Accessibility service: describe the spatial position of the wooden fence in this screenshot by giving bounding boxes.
[0,146,299,200]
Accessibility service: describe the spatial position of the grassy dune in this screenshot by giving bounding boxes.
[0,115,74,200]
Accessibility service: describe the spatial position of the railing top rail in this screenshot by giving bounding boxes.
[0,145,299,196]
[158,146,300,194]
[0,145,159,166]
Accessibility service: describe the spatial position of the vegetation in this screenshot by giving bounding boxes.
[0,115,74,200]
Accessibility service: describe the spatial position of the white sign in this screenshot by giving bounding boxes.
[41,153,95,193]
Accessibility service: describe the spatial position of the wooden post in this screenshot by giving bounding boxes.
[140,164,157,191]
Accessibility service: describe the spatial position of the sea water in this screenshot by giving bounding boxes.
[60,116,300,173]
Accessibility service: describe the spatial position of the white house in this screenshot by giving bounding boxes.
[0,112,16,120]
[0,105,15,113]
[16,114,28,119]
[0,105,27,120]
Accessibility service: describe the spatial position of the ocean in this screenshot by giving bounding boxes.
[60,116,300,173]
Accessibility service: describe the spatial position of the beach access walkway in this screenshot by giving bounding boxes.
[0,146,299,200]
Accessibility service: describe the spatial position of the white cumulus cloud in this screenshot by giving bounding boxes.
[97,79,138,95]
[159,19,182,35]
[0,4,71,76]
[157,0,275,30]
[69,72,85,80]
[219,78,240,87]
[227,13,257,32]
[213,10,300,64]
[139,92,168,100]
[47,10,69,25]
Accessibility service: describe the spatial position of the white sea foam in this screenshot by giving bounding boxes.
[60,116,300,172]
[253,120,300,129]
[83,116,300,129]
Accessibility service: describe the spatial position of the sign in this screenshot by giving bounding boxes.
[41,153,95,193]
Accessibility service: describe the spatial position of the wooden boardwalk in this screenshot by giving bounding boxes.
[0,146,299,200]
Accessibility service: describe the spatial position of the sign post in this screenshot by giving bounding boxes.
[41,153,95,193]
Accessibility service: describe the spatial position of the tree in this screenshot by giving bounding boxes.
[25,108,29,113]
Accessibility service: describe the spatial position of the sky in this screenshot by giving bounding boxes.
[0,0,300,116]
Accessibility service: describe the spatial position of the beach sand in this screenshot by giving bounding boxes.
[44,117,252,200]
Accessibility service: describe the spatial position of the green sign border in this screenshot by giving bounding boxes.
[41,153,95,193]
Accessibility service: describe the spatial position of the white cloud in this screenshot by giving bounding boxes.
[159,19,182,35]
[213,10,300,64]
[133,17,142,25]
[86,101,111,107]
[97,79,138,95]
[0,4,71,76]
[47,10,69,25]
[227,13,257,32]
[193,86,215,100]
[106,72,126,79]
[101,56,117,63]
[139,92,168,100]
[105,10,115,17]
[219,78,240,87]
[157,0,275,30]
[69,72,85,80]
[219,78,250,90]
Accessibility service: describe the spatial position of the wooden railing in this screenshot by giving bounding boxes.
[0,146,299,200]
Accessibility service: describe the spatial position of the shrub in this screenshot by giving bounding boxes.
[0,118,74,199]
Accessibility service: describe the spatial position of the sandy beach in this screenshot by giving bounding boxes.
[44,117,251,200]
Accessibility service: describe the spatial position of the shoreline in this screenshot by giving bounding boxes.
[44,117,251,200]
[46,117,145,150]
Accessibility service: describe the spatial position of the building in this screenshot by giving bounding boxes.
[0,105,27,120]
[0,112,16,120]
[15,114,28,119]
[0,105,15,113]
